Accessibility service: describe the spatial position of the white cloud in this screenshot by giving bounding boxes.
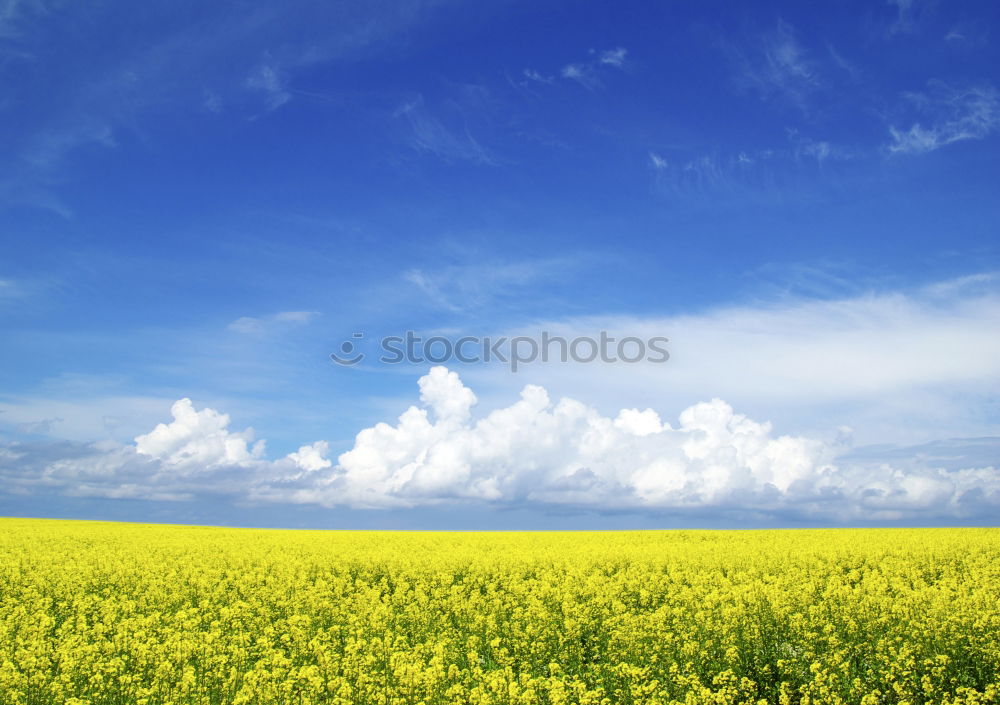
[886,0,917,36]
[888,83,1000,154]
[287,441,332,472]
[521,47,628,92]
[454,273,1000,449]
[0,277,21,301]
[941,21,985,46]
[403,254,589,312]
[275,369,837,509]
[134,398,265,469]
[24,122,116,170]
[650,131,856,198]
[2,365,999,522]
[395,95,497,166]
[202,89,223,113]
[598,47,627,68]
[15,417,62,435]
[418,366,477,425]
[521,68,552,84]
[2,0,455,214]
[786,130,855,165]
[4,275,1000,523]
[257,366,998,521]
[731,21,818,107]
[647,148,782,200]
[227,310,319,334]
[0,0,24,38]
[613,408,662,436]
[245,61,291,110]
[0,393,180,442]
[560,63,595,89]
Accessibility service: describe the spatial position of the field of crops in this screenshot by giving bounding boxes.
[0,520,998,705]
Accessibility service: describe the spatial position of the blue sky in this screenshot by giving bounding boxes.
[1,0,999,527]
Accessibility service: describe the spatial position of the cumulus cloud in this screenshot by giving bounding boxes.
[134,398,265,469]
[0,400,333,503]
[6,366,982,523]
[4,271,1000,525]
[262,367,995,521]
[286,441,333,472]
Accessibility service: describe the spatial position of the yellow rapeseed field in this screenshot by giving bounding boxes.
[0,520,997,705]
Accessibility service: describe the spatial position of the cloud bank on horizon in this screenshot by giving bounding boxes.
[2,365,997,524]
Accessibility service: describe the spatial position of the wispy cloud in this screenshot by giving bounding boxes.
[785,129,856,165]
[15,417,62,435]
[648,152,668,170]
[598,47,627,68]
[395,95,497,165]
[0,392,178,443]
[521,47,629,92]
[648,150,767,201]
[521,68,553,85]
[22,121,116,171]
[887,82,1000,155]
[0,0,457,213]
[561,47,628,90]
[0,275,58,308]
[560,63,599,90]
[227,310,320,334]
[404,255,589,312]
[202,89,223,113]
[645,147,792,201]
[730,21,818,108]
[0,118,117,217]
[245,59,291,111]
[646,128,859,201]
[0,0,42,41]
[886,0,918,36]
[941,21,988,47]
[944,27,965,42]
